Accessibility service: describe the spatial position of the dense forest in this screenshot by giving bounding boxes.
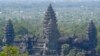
[0,1,100,56]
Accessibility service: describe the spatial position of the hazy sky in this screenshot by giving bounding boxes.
[0,0,100,2]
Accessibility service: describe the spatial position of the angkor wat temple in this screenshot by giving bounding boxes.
[0,4,98,56]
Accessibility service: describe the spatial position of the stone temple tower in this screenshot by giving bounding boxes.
[43,4,60,55]
[86,20,97,50]
[3,19,15,45]
[85,20,97,56]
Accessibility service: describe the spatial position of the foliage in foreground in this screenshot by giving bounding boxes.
[0,46,28,56]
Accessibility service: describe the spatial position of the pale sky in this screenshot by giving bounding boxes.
[0,0,100,2]
[0,0,100,3]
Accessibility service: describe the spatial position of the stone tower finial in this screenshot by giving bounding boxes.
[47,4,53,11]
[3,19,15,45]
[44,4,56,20]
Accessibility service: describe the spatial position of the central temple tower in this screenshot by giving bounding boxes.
[43,4,60,55]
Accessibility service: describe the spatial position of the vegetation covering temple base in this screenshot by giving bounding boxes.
[0,4,99,56]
